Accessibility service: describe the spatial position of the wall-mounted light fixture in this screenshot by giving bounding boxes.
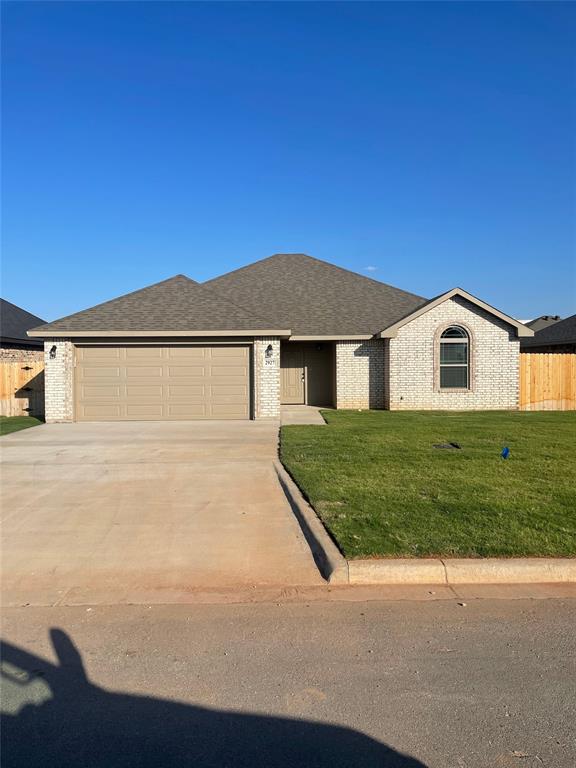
[49,345,57,359]
[265,344,273,359]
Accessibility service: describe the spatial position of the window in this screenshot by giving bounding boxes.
[439,326,469,389]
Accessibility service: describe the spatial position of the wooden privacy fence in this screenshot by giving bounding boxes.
[519,352,576,411]
[0,361,45,418]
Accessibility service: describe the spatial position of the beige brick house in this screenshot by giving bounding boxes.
[28,254,533,422]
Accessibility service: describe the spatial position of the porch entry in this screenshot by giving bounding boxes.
[280,342,334,406]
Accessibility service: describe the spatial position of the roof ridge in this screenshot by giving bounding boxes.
[204,252,426,302]
[283,253,427,301]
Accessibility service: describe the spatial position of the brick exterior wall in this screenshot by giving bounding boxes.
[44,339,74,422]
[335,340,385,409]
[0,343,44,361]
[387,296,520,410]
[254,337,281,418]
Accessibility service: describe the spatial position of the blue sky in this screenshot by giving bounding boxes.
[2,1,575,322]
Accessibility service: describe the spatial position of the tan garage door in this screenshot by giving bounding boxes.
[75,345,251,421]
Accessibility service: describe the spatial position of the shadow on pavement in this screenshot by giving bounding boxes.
[1,628,426,767]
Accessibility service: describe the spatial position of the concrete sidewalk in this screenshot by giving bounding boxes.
[280,405,327,425]
[0,421,324,606]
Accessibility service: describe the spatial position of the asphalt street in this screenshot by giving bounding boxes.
[2,597,575,767]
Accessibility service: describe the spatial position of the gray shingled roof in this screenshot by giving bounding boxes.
[29,255,427,337]
[525,315,562,332]
[204,254,427,336]
[521,312,576,347]
[29,275,282,334]
[1,298,45,345]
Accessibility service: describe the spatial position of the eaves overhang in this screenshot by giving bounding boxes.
[288,334,373,341]
[1,335,43,346]
[28,328,293,339]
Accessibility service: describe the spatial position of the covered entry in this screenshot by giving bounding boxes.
[280,342,334,406]
[75,344,251,421]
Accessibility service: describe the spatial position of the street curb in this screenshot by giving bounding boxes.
[274,461,349,584]
[442,557,576,584]
[276,461,576,586]
[348,559,447,585]
[347,557,576,584]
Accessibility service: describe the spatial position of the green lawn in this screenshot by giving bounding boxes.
[280,410,576,559]
[0,415,43,436]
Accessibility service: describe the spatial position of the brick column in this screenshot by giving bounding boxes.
[254,337,280,419]
[44,339,74,422]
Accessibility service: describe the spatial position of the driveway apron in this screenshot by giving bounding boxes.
[0,422,324,605]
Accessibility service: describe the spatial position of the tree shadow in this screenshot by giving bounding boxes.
[1,629,426,768]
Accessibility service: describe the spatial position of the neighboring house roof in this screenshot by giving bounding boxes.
[0,298,45,346]
[525,315,562,332]
[521,312,576,348]
[376,287,534,338]
[204,253,427,337]
[28,275,291,337]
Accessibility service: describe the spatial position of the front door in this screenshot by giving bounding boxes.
[281,344,305,404]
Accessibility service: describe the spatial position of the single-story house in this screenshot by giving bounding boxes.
[28,253,533,422]
[520,312,576,354]
[1,299,45,361]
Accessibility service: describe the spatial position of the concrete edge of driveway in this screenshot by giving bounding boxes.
[273,461,349,584]
[275,460,576,586]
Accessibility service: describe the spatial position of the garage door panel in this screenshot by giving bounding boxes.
[212,404,249,417]
[82,347,122,360]
[212,366,248,377]
[211,390,248,401]
[211,384,247,396]
[125,384,163,398]
[126,404,164,417]
[126,347,163,359]
[167,404,208,417]
[76,345,251,421]
[167,347,206,359]
[81,404,122,419]
[83,366,122,379]
[126,366,163,378]
[211,354,248,365]
[167,385,205,397]
[211,346,247,358]
[167,366,206,377]
[82,385,122,399]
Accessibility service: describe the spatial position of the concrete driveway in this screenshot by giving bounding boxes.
[1,422,323,606]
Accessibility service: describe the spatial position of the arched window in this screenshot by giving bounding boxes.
[439,326,469,389]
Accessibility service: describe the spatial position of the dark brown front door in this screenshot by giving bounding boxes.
[281,345,305,404]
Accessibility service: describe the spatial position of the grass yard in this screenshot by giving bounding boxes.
[280,410,576,559]
[0,415,43,436]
